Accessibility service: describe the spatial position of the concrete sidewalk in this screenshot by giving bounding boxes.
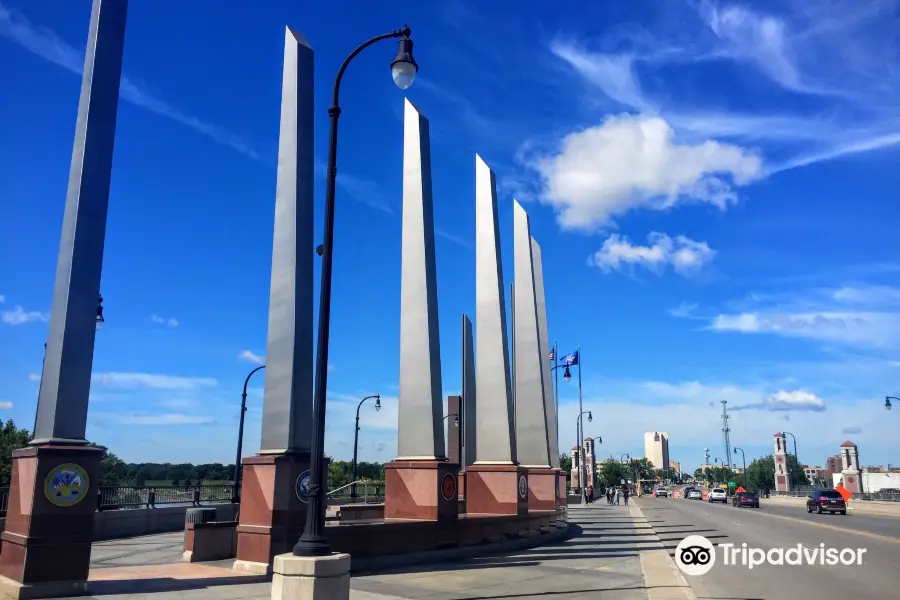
[59,504,695,599]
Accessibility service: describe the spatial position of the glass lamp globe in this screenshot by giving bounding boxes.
[390,37,418,90]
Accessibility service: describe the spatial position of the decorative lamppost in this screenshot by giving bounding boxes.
[576,410,592,499]
[734,447,747,487]
[293,27,418,558]
[95,294,105,330]
[350,394,381,500]
[233,364,266,502]
[782,431,798,488]
[886,396,896,411]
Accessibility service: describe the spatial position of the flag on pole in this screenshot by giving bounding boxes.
[559,351,579,366]
[549,348,555,361]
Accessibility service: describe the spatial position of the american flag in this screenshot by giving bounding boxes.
[549,348,555,361]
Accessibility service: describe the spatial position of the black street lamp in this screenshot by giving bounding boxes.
[233,364,266,502]
[576,410,592,499]
[294,27,417,558]
[734,447,746,486]
[886,396,897,411]
[351,394,381,500]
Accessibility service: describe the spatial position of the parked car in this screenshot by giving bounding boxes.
[682,486,695,498]
[708,488,728,503]
[732,491,760,508]
[688,489,703,500]
[655,487,669,497]
[807,489,847,515]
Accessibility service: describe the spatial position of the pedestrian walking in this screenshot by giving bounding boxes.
[614,487,620,505]
[623,486,630,506]
[587,485,594,504]
[607,488,613,505]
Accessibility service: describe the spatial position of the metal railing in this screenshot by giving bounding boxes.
[0,484,234,516]
[326,480,385,505]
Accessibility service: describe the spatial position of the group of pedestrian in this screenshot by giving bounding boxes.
[603,486,629,505]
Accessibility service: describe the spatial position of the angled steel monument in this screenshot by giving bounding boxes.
[234,27,315,571]
[384,99,457,522]
[0,0,128,595]
[513,201,550,468]
[465,156,528,516]
[531,237,559,469]
[461,314,477,468]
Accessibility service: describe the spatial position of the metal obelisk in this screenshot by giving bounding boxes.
[473,155,516,464]
[512,201,550,467]
[396,98,445,459]
[531,237,559,468]
[461,314,477,467]
[258,27,315,454]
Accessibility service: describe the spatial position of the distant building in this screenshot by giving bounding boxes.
[644,431,670,472]
[669,459,681,476]
[825,454,842,480]
[803,465,827,483]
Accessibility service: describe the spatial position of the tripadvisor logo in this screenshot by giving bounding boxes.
[675,535,867,575]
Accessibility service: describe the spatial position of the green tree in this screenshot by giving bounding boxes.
[743,453,810,491]
[559,453,572,477]
[599,459,626,486]
[0,420,32,485]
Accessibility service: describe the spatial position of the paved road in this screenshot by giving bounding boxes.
[637,495,899,599]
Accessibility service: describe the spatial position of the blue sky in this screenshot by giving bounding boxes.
[1,0,898,473]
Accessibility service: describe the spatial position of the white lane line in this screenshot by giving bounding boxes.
[703,511,709,515]
[731,521,741,526]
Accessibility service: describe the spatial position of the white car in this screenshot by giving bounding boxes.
[688,489,702,500]
[708,488,728,503]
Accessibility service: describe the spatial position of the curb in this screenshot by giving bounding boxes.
[350,522,572,574]
[630,504,698,600]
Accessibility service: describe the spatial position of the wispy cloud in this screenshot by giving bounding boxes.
[589,233,715,277]
[0,2,262,160]
[1,305,48,325]
[313,159,393,214]
[669,302,699,318]
[238,350,264,365]
[730,390,826,412]
[150,314,179,328]
[435,228,473,249]
[27,373,40,382]
[92,372,218,390]
[842,426,862,434]
[111,413,215,425]
[0,400,13,410]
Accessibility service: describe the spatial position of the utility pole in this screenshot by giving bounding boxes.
[721,400,732,473]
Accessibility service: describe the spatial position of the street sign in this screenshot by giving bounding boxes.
[727,481,736,487]
[620,479,625,485]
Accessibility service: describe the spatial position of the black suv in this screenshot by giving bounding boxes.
[806,489,847,515]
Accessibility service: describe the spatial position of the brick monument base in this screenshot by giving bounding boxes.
[525,467,557,511]
[233,452,313,573]
[384,460,459,521]
[0,444,103,600]
[464,464,529,515]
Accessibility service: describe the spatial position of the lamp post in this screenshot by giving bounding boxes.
[293,27,417,558]
[782,431,798,489]
[734,447,746,487]
[886,396,897,411]
[350,394,381,500]
[714,457,723,484]
[576,410,592,499]
[233,364,266,502]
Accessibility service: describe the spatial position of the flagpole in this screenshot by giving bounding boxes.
[553,339,559,466]
[578,345,586,502]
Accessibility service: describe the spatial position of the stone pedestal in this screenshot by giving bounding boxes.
[384,460,459,521]
[0,445,103,599]
[556,470,567,507]
[465,464,529,515]
[525,468,557,511]
[271,552,350,600]
[234,452,311,573]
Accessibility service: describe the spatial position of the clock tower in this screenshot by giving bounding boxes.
[773,432,791,492]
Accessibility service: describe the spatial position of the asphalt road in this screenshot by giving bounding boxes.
[637,494,899,600]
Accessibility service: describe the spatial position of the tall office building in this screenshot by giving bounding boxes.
[644,431,670,472]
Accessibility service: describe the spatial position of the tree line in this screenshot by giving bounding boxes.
[1,419,384,490]
[692,453,810,491]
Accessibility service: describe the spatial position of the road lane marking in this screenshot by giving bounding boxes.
[731,521,741,526]
[728,509,900,544]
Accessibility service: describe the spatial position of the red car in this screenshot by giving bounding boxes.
[731,491,760,508]
[807,489,847,515]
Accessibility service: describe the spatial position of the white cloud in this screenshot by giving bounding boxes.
[842,426,863,434]
[533,114,761,230]
[710,311,900,349]
[669,302,699,318]
[92,372,218,390]
[0,400,13,410]
[27,373,40,381]
[730,390,826,412]
[115,413,215,425]
[590,232,715,276]
[550,41,652,111]
[0,2,261,160]
[0,294,5,303]
[238,350,264,365]
[151,314,179,328]
[1,305,48,325]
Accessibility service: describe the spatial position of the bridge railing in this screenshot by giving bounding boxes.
[0,484,235,516]
[769,490,900,502]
